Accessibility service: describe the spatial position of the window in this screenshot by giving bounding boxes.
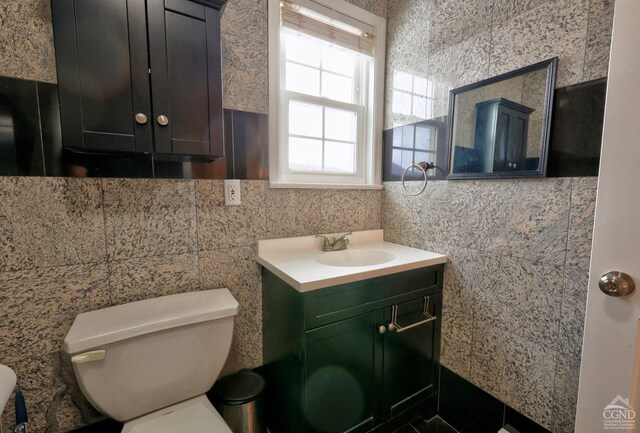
[269,0,386,188]
[391,70,437,126]
[389,122,440,180]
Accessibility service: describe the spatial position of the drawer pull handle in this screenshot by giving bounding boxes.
[388,296,436,333]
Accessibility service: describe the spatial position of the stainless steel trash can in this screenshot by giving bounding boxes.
[211,369,266,433]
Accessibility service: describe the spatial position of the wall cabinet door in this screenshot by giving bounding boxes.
[52,0,225,158]
[52,0,153,153]
[304,311,384,433]
[147,0,224,158]
[493,106,529,171]
[474,98,533,172]
[382,294,441,420]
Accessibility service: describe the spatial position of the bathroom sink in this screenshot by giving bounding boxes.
[0,364,16,413]
[316,249,396,267]
[257,230,448,292]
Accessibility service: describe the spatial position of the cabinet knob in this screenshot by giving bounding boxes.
[157,115,169,126]
[378,325,386,334]
[135,113,148,125]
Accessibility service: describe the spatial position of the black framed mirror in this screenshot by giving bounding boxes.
[445,58,558,179]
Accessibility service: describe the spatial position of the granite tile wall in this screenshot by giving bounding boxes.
[0,177,382,432]
[382,1,611,431]
[385,0,615,129]
[0,0,387,115]
[382,178,596,432]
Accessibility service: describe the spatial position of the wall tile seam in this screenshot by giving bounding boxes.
[480,322,561,351]
[468,322,562,362]
[566,179,595,273]
[467,345,506,399]
[486,0,497,83]
[473,249,568,270]
[2,331,77,366]
[465,356,562,419]
[551,362,579,413]
[367,193,383,229]
[581,0,597,82]
[196,245,259,256]
[106,245,200,263]
[0,259,110,275]
[553,264,570,355]
[192,180,205,290]
[552,394,578,415]
[105,251,201,264]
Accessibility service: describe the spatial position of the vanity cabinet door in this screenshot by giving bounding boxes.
[52,0,153,153]
[147,0,224,158]
[304,311,384,433]
[382,294,441,420]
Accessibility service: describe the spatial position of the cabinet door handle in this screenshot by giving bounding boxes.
[135,113,148,125]
[157,115,169,126]
[378,325,387,334]
[388,296,436,333]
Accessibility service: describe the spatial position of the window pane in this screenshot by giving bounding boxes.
[322,72,353,103]
[392,90,412,116]
[289,101,323,138]
[391,149,403,177]
[413,76,428,96]
[401,149,414,170]
[324,141,355,173]
[415,125,435,151]
[415,151,431,163]
[321,46,355,76]
[393,70,413,92]
[286,62,320,96]
[324,108,357,142]
[284,34,321,68]
[412,95,428,118]
[289,137,322,171]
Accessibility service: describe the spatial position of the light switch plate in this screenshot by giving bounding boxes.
[224,179,241,206]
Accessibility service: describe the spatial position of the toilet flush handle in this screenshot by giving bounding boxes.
[71,350,106,364]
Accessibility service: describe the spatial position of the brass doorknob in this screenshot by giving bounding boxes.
[157,115,169,126]
[599,271,636,297]
[378,325,386,334]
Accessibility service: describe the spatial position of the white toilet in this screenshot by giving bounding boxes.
[64,289,239,433]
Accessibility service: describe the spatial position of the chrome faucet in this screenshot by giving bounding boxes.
[316,232,352,251]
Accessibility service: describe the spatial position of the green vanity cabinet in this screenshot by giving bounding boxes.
[262,265,443,433]
[304,311,383,433]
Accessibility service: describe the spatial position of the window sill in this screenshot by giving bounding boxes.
[269,181,383,190]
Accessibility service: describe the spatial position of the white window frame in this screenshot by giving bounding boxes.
[268,0,386,189]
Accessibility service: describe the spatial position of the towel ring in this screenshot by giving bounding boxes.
[401,162,429,196]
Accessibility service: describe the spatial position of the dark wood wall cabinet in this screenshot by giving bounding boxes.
[51,0,226,159]
[262,266,443,433]
[474,98,534,173]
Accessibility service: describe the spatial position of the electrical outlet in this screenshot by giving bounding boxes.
[224,180,241,206]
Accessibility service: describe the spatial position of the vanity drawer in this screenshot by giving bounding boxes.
[303,266,443,329]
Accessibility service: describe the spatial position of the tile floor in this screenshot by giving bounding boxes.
[395,416,458,433]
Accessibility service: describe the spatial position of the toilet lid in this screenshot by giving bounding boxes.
[65,289,239,354]
[122,395,232,433]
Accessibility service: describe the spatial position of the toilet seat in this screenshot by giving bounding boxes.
[122,395,232,433]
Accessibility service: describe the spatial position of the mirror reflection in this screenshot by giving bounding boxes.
[447,59,557,178]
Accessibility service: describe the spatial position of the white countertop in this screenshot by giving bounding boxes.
[257,230,448,292]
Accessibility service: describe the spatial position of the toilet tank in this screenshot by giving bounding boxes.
[64,289,239,422]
